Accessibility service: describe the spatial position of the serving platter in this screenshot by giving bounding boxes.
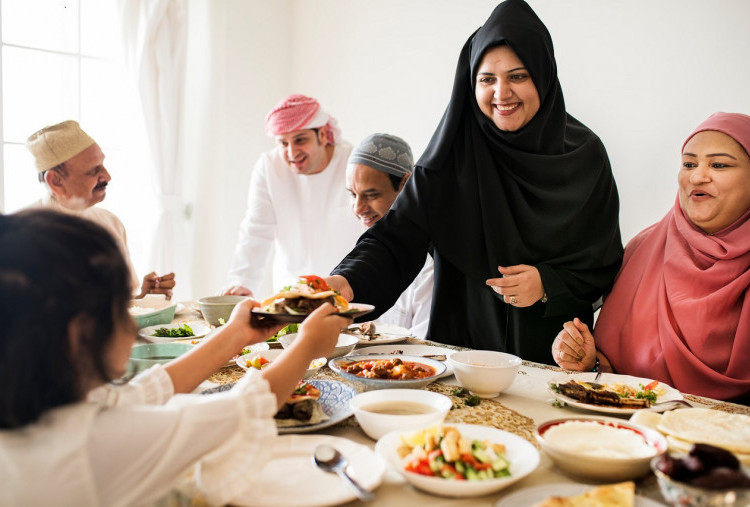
[494,483,663,507]
[231,434,385,506]
[354,344,455,378]
[251,303,374,324]
[345,322,413,345]
[548,371,683,415]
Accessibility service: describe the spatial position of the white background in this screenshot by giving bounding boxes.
[129,0,750,298]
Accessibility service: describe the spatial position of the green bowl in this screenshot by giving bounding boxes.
[131,304,176,329]
[127,342,193,376]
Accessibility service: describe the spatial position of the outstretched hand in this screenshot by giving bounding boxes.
[324,275,353,301]
[485,265,544,307]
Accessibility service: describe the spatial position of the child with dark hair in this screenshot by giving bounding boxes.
[0,209,349,505]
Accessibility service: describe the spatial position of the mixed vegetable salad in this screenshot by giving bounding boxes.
[398,425,511,481]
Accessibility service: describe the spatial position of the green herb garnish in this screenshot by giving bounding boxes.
[152,323,194,337]
[464,395,482,407]
[268,323,299,342]
[452,387,468,397]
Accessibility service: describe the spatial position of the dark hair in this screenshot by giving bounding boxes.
[0,209,132,429]
[387,173,404,191]
[37,162,68,183]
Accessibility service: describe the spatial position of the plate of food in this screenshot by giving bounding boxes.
[275,379,357,434]
[548,372,683,415]
[231,434,384,506]
[376,423,539,497]
[343,322,413,344]
[138,321,211,343]
[355,344,455,378]
[234,348,326,379]
[494,482,663,507]
[251,275,374,323]
[329,354,446,391]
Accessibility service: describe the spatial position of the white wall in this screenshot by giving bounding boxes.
[184,0,750,298]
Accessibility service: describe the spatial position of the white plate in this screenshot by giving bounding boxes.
[548,371,683,415]
[234,349,326,378]
[347,322,413,345]
[231,434,385,507]
[276,379,357,434]
[138,321,211,343]
[495,483,664,507]
[376,423,539,497]
[354,344,455,378]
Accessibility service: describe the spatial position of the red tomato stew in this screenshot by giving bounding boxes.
[342,358,436,380]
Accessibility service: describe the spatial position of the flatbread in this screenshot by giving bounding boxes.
[533,481,634,507]
[657,408,750,454]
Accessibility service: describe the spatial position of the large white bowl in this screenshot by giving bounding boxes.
[536,416,668,482]
[329,354,446,391]
[234,348,326,379]
[375,423,539,497]
[278,332,358,360]
[448,350,521,398]
[349,389,452,440]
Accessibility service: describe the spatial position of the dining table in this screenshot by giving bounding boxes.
[154,303,750,507]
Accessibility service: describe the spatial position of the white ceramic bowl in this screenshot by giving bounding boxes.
[329,354,446,391]
[198,295,248,326]
[375,422,539,497]
[448,350,521,398]
[278,332,358,360]
[349,389,452,440]
[234,348,326,379]
[535,416,668,482]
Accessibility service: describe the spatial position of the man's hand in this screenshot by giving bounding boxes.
[324,275,353,301]
[138,272,176,300]
[221,285,253,297]
[485,265,544,307]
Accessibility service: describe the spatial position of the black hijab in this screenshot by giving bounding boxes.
[394,0,622,291]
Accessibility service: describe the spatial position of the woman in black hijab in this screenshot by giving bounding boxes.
[329,0,623,364]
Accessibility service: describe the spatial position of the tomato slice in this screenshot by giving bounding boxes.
[300,275,330,292]
[644,380,659,391]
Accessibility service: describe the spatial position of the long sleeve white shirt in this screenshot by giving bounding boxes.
[375,255,434,339]
[226,142,365,293]
[0,366,277,507]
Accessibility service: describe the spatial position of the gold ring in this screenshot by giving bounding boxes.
[509,296,517,305]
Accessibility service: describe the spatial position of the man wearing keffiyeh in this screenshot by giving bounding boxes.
[223,94,364,297]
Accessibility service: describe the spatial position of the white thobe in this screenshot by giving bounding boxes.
[375,255,434,339]
[0,366,276,507]
[226,142,365,293]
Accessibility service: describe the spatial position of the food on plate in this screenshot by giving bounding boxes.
[655,408,750,462]
[397,425,511,481]
[244,355,271,370]
[151,323,194,338]
[551,379,662,408]
[364,349,447,361]
[452,388,482,407]
[532,481,635,506]
[267,323,298,343]
[344,321,378,339]
[542,420,657,459]
[341,358,436,380]
[654,443,750,489]
[260,275,349,314]
[274,381,329,427]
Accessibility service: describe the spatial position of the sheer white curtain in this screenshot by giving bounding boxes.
[116,0,190,297]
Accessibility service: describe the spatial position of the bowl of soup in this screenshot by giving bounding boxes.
[350,389,452,440]
[329,354,446,391]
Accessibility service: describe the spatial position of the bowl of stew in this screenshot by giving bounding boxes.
[328,354,446,391]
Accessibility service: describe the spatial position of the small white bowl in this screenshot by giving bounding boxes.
[448,350,521,398]
[278,332,358,360]
[349,389,452,440]
[375,423,540,497]
[234,348,326,379]
[535,416,668,482]
[198,295,248,326]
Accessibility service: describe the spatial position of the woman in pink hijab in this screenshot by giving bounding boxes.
[552,112,750,402]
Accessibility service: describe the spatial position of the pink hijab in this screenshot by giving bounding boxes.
[596,112,750,401]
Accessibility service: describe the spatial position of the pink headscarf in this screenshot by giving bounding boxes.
[596,112,750,401]
[264,94,340,145]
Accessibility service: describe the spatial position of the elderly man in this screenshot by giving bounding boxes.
[223,94,363,297]
[346,133,433,339]
[25,120,175,299]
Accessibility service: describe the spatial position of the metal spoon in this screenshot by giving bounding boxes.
[313,444,374,502]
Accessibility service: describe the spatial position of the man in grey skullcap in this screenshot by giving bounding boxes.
[24,120,176,299]
[346,133,433,339]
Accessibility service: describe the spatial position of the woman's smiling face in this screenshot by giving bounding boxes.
[678,130,750,234]
[475,44,540,132]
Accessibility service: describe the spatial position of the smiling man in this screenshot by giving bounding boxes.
[25,120,175,299]
[345,134,433,338]
[224,95,363,296]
